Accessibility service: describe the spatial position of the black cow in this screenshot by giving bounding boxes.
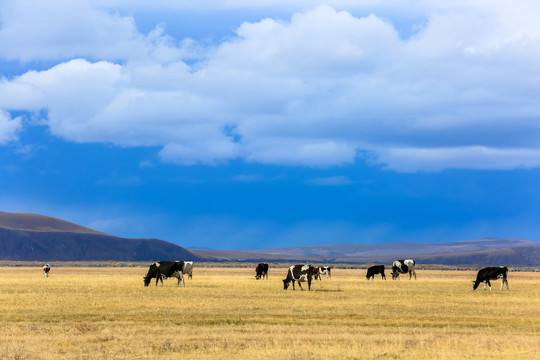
[473,266,509,291]
[255,263,269,280]
[366,265,386,280]
[391,259,416,280]
[283,264,314,291]
[143,261,185,287]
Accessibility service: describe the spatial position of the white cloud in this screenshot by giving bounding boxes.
[0,0,183,62]
[0,109,22,144]
[1,2,540,170]
[377,146,540,172]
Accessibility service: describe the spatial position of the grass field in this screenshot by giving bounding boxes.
[1,266,539,359]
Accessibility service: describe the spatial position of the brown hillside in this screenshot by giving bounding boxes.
[0,212,199,262]
[0,212,105,234]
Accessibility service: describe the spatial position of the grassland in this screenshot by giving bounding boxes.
[1,266,539,359]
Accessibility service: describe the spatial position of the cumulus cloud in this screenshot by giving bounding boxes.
[0,0,183,62]
[1,2,540,171]
[0,109,22,144]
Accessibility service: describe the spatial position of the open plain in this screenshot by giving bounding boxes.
[1,266,539,359]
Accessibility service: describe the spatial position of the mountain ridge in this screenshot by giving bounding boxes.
[2,211,539,265]
[0,212,199,262]
[191,238,540,266]
[237,238,539,257]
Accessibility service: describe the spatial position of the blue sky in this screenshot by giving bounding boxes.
[1,1,539,250]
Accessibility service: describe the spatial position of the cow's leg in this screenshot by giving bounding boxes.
[297,281,304,291]
[501,277,509,291]
[181,272,185,287]
[413,270,416,280]
[307,276,312,291]
[291,280,296,290]
[487,280,492,291]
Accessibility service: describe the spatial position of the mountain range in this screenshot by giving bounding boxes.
[0,212,198,261]
[1,211,540,266]
[190,238,540,266]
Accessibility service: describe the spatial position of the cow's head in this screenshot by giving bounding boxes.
[143,276,151,287]
[391,272,400,280]
[283,279,290,290]
[472,281,479,290]
[255,275,261,280]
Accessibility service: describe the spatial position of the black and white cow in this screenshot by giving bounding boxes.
[43,264,50,278]
[391,259,416,280]
[255,263,269,280]
[283,264,314,291]
[472,266,509,291]
[319,266,332,279]
[143,261,185,287]
[366,265,386,280]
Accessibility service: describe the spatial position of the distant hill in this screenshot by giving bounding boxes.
[191,238,540,266]
[0,212,199,262]
[0,212,106,234]
[238,238,539,257]
[3,212,539,266]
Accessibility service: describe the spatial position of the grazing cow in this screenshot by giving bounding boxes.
[473,266,509,291]
[255,263,269,280]
[183,261,194,279]
[366,265,386,280]
[143,261,185,287]
[319,266,332,279]
[283,264,314,291]
[43,264,50,278]
[391,259,416,280]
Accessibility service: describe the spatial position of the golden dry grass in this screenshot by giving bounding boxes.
[1,266,539,359]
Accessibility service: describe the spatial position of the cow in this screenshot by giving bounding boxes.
[391,259,416,280]
[183,261,194,280]
[43,264,50,278]
[283,264,314,291]
[143,261,185,287]
[366,265,386,280]
[312,267,321,280]
[255,263,269,280]
[472,266,509,291]
[319,266,332,279]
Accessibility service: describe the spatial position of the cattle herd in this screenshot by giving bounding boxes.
[40,260,510,292]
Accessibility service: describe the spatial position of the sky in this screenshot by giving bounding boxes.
[1,0,539,250]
